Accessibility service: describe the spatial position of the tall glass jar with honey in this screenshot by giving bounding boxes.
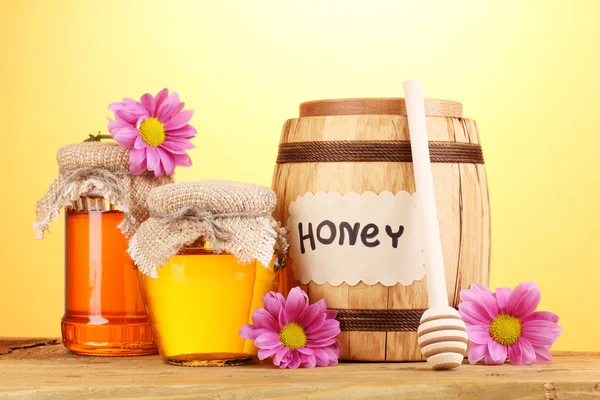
[129,180,288,366]
[35,142,172,356]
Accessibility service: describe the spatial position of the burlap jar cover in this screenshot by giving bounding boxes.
[128,180,289,278]
[34,142,172,238]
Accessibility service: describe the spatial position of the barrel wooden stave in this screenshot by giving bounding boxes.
[272,107,490,362]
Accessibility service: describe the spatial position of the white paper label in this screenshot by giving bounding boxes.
[287,191,425,287]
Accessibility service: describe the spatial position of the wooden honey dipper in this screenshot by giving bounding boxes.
[403,80,468,370]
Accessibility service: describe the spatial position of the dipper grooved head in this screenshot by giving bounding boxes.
[417,306,468,370]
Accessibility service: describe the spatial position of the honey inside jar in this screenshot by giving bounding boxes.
[62,194,156,356]
[139,242,278,366]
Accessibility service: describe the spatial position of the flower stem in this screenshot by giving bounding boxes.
[84,132,114,142]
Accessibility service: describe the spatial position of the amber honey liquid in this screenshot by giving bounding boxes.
[139,248,278,366]
[63,209,156,356]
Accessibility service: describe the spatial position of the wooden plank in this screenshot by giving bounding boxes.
[0,339,599,400]
[0,338,59,357]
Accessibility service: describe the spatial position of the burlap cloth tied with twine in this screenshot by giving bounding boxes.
[34,142,172,239]
[128,180,289,278]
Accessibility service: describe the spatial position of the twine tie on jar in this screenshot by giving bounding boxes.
[150,206,274,243]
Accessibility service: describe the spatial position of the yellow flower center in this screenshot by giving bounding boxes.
[279,322,307,350]
[489,314,522,346]
[138,117,166,147]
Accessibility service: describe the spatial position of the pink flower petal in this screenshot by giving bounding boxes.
[164,109,194,130]
[325,309,337,320]
[521,320,563,346]
[161,137,196,154]
[166,125,197,138]
[296,347,316,368]
[132,135,147,150]
[254,332,282,350]
[129,148,146,168]
[508,342,522,364]
[506,282,541,319]
[468,343,489,364]
[109,122,138,136]
[466,325,492,344]
[495,288,512,314]
[488,341,508,362]
[307,319,340,340]
[108,102,124,112]
[312,347,331,366]
[304,312,327,334]
[278,351,293,369]
[130,157,147,175]
[140,93,156,117]
[509,339,536,365]
[154,88,169,112]
[145,147,160,171]
[287,352,302,369]
[484,354,506,365]
[322,345,339,365]
[459,283,492,303]
[239,324,256,340]
[273,347,291,366]
[460,288,480,303]
[156,147,175,176]
[258,346,280,361]
[262,292,285,321]
[301,357,316,368]
[250,308,280,332]
[157,92,181,122]
[522,311,560,324]
[533,346,552,363]
[172,152,192,167]
[477,290,500,320]
[459,301,493,325]
[108,117,119,131]
[115,105,148,125]
[110,126,139,148]
[299,300,326,328]
[284,287,308,324]
[306,337,338,348]
[520,339,537,365]
[295,347,314,357]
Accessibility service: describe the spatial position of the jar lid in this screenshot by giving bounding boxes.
[34,142,171,239]
[56,142,130,173]
[129,180,287,278]
[147,180,276,217]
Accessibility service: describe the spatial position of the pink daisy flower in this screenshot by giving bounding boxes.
[239,287,341,369]
[458,282,563,365]
[107,88,196,177]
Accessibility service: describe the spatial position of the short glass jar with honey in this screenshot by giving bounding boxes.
[139,240,278,366]
[128,180,288,367]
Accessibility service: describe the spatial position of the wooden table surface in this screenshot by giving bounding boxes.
[0,338,599,400]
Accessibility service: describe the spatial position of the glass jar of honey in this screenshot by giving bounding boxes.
[62,190,156,355]
[35,142,172,356]
[129,180,288,366]
[139,240,278,366]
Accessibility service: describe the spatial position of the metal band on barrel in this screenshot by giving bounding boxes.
[276,141,484,164]
[334,309,426,332]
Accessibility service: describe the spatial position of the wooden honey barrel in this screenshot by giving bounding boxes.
[272,98,490,361]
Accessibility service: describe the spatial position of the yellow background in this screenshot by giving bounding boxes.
[1,0,599,351]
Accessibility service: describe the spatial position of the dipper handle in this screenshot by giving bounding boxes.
[403,80,448,309]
